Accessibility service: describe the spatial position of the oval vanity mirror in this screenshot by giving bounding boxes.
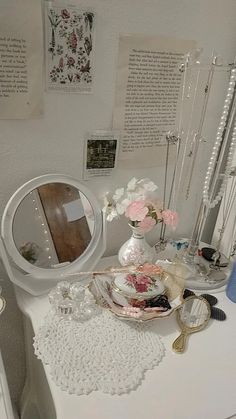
[172,296,211,353]
[13,183,94,268]
[0,174,105,295]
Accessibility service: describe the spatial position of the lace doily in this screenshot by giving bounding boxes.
[34,310,165,395]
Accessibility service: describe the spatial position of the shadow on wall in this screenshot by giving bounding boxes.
[0,262,26,413]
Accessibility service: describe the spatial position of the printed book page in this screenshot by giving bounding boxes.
[0,0,43,119]
[113,34,196,167]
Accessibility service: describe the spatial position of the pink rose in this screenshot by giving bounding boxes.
[162,209,179,229]
[139,216,156,232]
[137,263,163,276]
[125,200,148,222]
[126,273,152,293]
[134,283,148,293]
[61,9,70,19]
[126,273,137,285]
[136,274,152,286]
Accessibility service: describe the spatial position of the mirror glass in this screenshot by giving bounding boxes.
[179,296,210,329]
[12,183,95,268]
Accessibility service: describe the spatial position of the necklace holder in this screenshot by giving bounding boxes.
[154,54,236,290]
[182,65,236,289]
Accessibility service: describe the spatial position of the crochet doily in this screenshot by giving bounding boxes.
[33,310,165,395]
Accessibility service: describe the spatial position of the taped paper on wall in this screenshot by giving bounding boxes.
[44,2,95,93]
[113,34,196,167]
[0,0,43,119]
[83,131,119,180]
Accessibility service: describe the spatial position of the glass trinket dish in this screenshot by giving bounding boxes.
[48,280,98,320]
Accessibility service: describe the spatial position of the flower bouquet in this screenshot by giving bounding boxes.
[103,177,178,266]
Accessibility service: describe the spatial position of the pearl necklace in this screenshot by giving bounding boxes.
[203,67,236,209]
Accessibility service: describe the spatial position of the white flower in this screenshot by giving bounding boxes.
[112,187,124,202]
[116,198,131,215]
[107,208,118,221]
[116,203,125,215]
[103,193,111,211]
[102,193,118,221]
[127,177,138,191]
[139,178,158,192]
[127,191,145,201]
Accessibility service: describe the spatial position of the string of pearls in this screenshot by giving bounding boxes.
[203,67,236,209]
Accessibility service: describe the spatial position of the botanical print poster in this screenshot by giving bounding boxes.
[44,2,95,93]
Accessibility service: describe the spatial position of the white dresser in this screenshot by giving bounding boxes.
[14,256,236,419]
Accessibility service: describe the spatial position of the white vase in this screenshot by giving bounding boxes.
[118,225,156,266]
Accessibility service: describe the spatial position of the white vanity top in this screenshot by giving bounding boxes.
[15,256,236,419]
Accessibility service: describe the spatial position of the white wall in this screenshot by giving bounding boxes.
[1,0,236,407]
[1,0,236,255]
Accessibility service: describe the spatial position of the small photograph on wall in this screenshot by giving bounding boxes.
[83,131,119,180]
[44,2,95,93]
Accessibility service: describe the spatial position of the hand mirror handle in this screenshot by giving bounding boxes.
[172,330,188,353]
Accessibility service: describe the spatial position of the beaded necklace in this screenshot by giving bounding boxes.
[203,67,236,209]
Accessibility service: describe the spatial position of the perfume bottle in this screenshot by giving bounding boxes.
[226,262,236,303]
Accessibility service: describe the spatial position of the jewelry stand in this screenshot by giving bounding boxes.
[183,65,236,289]
[154,55,236,290]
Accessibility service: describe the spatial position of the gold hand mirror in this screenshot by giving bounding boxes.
[172,295,211,353]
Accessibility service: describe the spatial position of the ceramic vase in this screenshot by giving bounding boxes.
[118,225,156,266]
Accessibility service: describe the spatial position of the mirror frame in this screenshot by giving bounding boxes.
[1,174,103,280]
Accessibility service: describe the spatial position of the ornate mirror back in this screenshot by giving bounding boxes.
[0,174,105,295]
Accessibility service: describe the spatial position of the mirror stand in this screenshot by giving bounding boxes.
[0,221,107,296]
[0,174,107,296]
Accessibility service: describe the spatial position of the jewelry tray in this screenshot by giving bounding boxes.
[89,266,185,322]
